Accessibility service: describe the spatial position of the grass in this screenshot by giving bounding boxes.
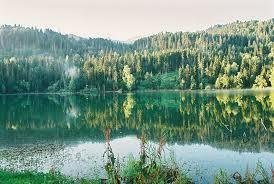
[0,170,102,184]
[214,162,273,184]
[103,130,192,184]
[0,170,75,184]
[0,130,273,184]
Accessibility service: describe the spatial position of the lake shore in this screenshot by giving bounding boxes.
[1,87,274,96]
[1,162,273,184]
[1,90,273,183]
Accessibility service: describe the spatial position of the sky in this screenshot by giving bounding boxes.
[0,0,273,41]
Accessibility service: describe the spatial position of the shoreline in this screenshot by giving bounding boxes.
[1,87,274,96]
[1,163,273,184]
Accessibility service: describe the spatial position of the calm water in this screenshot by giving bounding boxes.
[0,91,273,183]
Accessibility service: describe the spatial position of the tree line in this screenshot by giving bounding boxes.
[0,19,273,93]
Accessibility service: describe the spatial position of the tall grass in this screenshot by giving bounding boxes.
[214,162,273,184]
[103,129,273,184]
[103,130,193,184]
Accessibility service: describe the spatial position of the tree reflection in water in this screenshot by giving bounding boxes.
[0,91,273,153]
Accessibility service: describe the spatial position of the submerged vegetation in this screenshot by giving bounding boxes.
[0,19,273,93]
[0,130,273,184]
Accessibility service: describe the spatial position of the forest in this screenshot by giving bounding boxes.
[0,19,273,93]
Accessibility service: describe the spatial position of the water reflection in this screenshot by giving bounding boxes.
[0,91,273,151]
[0,91,273,180]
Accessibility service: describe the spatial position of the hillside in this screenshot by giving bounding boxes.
[206,19,274,36]
[0,25,131,57]
[0,19,273,93]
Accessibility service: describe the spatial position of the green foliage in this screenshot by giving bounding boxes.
[214,162,272,184]
[253,75,268,88]
[215,74,231,89]
[122,65,135,90]
[0,170,76,184]
[159,72,179,89]
[270,67,274,87]
[103,132,192,184]
[0,170,102,184]
[0,19,273,93]
[138,72,178,90]
[214,169,231,184]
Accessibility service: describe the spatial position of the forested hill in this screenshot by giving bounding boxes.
[0,19,273,93]
[133,19,273,51]
[0,25,131,56]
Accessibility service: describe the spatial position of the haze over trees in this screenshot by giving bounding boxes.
[0,19,273,93]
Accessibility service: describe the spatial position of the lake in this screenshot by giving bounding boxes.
[0,90,273,183]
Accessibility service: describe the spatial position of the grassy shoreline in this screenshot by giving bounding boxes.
[0,170,82,184]
[1,131,273,184]
[1,164,273,184]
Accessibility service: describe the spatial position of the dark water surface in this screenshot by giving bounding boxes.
[0,91,273,182]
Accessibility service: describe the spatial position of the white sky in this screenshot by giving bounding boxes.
[0,0,273,41]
